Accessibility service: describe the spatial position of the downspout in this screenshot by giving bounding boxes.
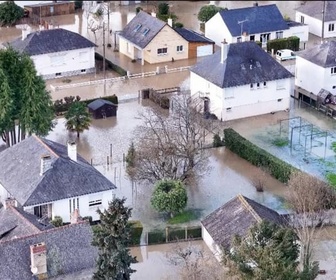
[321,0,326,44]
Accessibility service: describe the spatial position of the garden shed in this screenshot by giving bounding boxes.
[87,99,117,119]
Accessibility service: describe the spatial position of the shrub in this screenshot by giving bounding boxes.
[82,216,93,224]
[50,216,63,227]
[148,229,166,245]
[266,36,300,53]
[128,220,143,246]
[174,22,184,28]
[168,210,197,224]
[158,2,169,15]
[224,128,297,183]
[168,227,185,241]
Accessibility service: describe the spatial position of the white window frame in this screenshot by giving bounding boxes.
[89,199,102,207]
[300,16,304,24]
[157,48,168,56]
[176,45,183,52]
[331,67,336,74]
[328,23,335,32]
[276,31,283,39]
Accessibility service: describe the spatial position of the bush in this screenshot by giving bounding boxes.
[129,220,143,246]
[187,226,202,239]
[266,36,300,53]
[158,2,169,15]
[82,216,93,224]
[168,227,185,241]
[224,128,297,183]
[50,216,63,227]
[213,133,224,147]
[168,210,197,224]
[148,229,166,245]
[0,1,24,26]
[174,22,184,28]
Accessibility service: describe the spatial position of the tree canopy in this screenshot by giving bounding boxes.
[0,1,24,26]
[224,220,314,280]
[197,5,225,23]
[65,101,91,138]
[151,180,188,217]
[0,48,55,147]
[92,197,137,280]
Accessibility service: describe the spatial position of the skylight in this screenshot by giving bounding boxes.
[134,24,142,32]
[143,28,150,36]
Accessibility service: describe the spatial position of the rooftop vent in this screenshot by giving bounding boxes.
[256,61,261,68]
[30,242,47,276]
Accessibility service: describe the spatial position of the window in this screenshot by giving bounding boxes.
[226,107,232,112]
[250,83,254,89]
[276,31,283,39]
[50,6,54,14]
[237,37,242,43]
[143,28,150,36]
[250,35,255,41]
[300,16,304,24]
[69,197,79,214]
[257,82,260,88]
[331,67,336,74]
[176,45,183,52]
[263,82,267,87]
[134,24,142,32]
[277,98,283,102]
[329,23,335,32]
[55,72,62,77]
[157,48,168,55]
[89,199,102,207]
[81,69,86,73]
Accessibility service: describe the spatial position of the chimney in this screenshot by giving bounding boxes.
[40,155,52,176]
[4,197,17,210]
[168,18,173,27]
[151,11,156,17]
[71,209,82,224]
[22,25,32,41]
[67,140,77,162]
[30,243,47,277]
[242,31,248,42]
[221,39,228,63]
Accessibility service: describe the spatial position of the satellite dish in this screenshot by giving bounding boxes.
[31,266,38,274]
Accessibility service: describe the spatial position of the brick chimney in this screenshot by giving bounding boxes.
[67,140,77,162]
[30,243,47,277]
[71,208,82,224]
[40,155,52,176]
[221,39,228,64]
[4,197,17,209]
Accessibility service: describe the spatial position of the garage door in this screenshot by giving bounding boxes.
[197,45,213,57]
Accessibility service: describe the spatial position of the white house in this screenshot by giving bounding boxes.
[205,4,308,49]
[189,41,294,121]
[294,41,336,104]
[0,136,116,223]
[201,194,286,261]
[296,1,336,39]
[5,27,97,80]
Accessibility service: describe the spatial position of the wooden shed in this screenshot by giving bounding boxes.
[24,2,75,18]
[87,99,117,119]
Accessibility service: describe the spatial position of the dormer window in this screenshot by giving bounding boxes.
[134,24,142,32]
[331,67,336,75]
[257,82,260,88]
[143,28,150,36]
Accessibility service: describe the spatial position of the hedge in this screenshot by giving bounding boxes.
[167,227,186,242]
[129,220,143,246]
[266,36,300,53]
[224,128,297,183]
[148,229,166,245]
[95,52,127,76]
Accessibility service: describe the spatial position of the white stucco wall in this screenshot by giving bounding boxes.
[31,47,95,77]
[284,24,309,43]
[202,226,222,262]
[295,56,325,94]
[119,37,135,60]
[190,71,293,121]
[205,12,233,45]
[24,189,114,223]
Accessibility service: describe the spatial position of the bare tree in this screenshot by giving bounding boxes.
[165,241,226,280]
[130,94,219,184]
[250,168,267,192]
[286,171,336,275]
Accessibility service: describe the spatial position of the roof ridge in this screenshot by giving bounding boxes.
[33,135,59,158]
[0,220,89,245]
[237,194,262,222]
[8,206,41,233]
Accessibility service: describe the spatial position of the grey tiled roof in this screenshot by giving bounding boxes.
[296,40,336,68]
[88,99,117,111]
[0,222,97,280]
[296,1,336,22]
[8,28,97,56]
[174,28,214,43]
[0,206,53,242]
[219,4,289,37]
[0,136,116,207]
[118,11,166,48]
[201,194,285,250]
[190,41,293,88]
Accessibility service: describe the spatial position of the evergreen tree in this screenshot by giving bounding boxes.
[92,197,137,280]
[0,1,24,26]
[64,101,91,138]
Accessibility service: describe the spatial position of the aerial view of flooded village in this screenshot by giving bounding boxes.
[0,1,336,279]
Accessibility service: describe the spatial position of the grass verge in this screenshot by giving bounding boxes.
[168,210,197,224]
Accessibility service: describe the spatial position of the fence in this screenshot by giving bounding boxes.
[50,66,190,92]
[141,226,202,246]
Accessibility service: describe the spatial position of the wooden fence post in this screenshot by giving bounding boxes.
[166,227,169,243]
[185,226,188,240]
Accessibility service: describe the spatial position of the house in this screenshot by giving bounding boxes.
[0,204,54,242]
[88,98,118,119]
[295,1,336,39]
[189,41,294,121]
[0,221,97,279]
[0,136,116,223]
[205,4,308,49]
[24,1,75,18]
[201,194,286,261]
[6,27,97,80]
[118,11,189,65]
[294,40,336,108]
[174,27,215,58]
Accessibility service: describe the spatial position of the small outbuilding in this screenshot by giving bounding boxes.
[87,99,118,119]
